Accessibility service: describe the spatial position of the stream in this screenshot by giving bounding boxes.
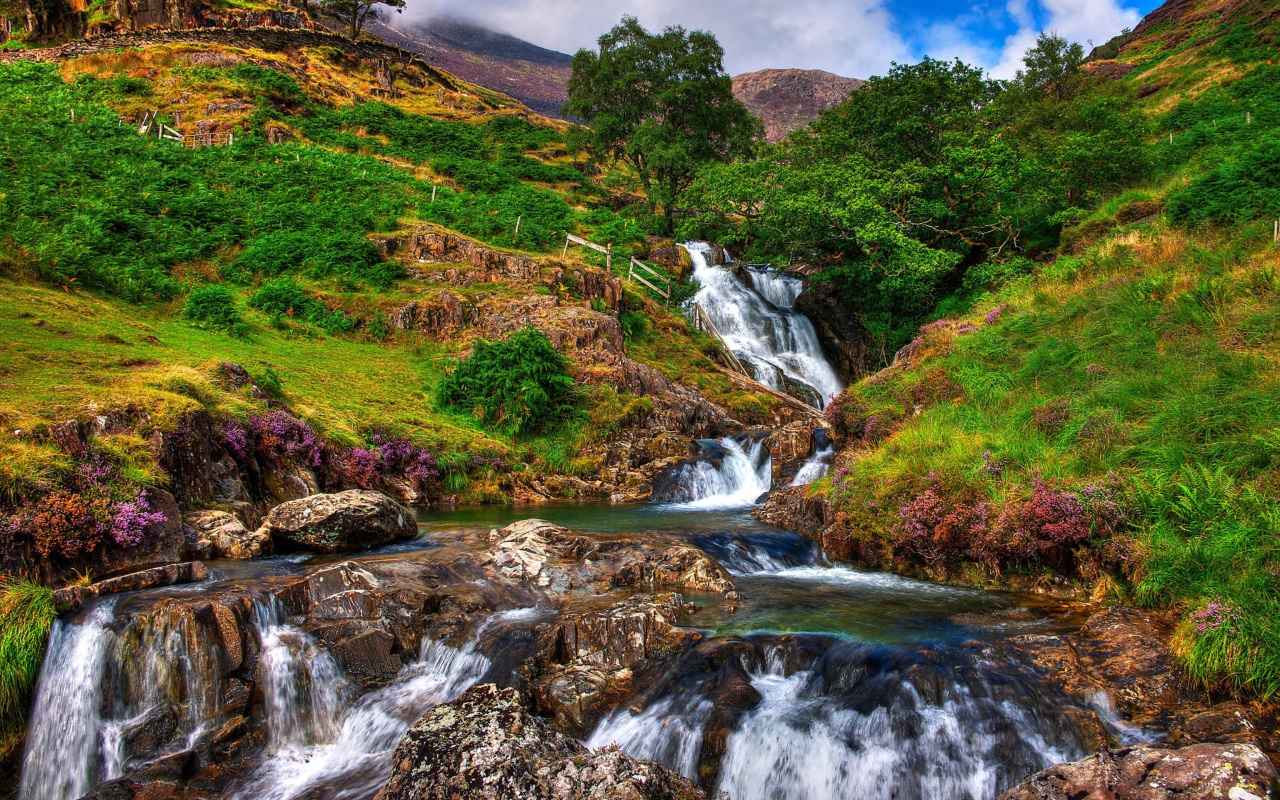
[19,249,1100,800]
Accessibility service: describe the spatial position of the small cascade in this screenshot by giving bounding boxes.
[652,436,771,509]
[231,625,492,800]
[791,429,835,486]
[689,529,823,575]
[254,600,348,751]
[586,692,713,779]
[681,242,843,408]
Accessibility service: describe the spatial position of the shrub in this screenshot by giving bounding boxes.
[21,458,167,559]
[249,278,353,334]
[437,328,577,437]
[0,579,55,756]
[343,433,439,491]
[183,286,246,335]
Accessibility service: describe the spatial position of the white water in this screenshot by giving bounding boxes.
[662,437,772,510]
[682,242,843,408]
[230,618,499,800]
[586,693,713,779]
[715,664,1076,800]
[20,603,116,800]
[791,441,835,486]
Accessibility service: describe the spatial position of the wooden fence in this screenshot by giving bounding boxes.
[562,233,612,271]
[689,301,747,374]
[627,256,671,307]
[182,131,234,149]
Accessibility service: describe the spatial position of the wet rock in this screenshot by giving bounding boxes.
[997,743,1276,800]
[375,684,705,800]
[54,561,210,613]
[276,561,381,615]
[326,628,403,680]
[183,510,270,559]
[755,485,832,539]
[482,519,736,597]
[763,419,823,482]
[1171,702,1259,746]
[262,490,418,553]
[260,458,318,505]
[1008,607,1204,729]
[529,594,702,735]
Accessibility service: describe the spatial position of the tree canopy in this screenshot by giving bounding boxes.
[564,16,761,233]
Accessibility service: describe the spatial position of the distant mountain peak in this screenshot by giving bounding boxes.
[732,68,865,141]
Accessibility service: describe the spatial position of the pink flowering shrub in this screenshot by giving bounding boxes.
[984,303,1007,324]
[19,456,167,559]
[219,411,323,467]
[1032,399,1071,434]
[1189,600,1240,635]
[344,433,440,490]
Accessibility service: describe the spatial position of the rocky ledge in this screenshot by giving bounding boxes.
[375,683,705,800]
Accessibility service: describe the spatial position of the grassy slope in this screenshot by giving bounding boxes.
[817,8,1280,697]
[0,42,768,504]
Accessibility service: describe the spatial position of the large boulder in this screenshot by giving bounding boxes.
[261,490,418,553]
[998,743,1276,800]
[375,684,705,800]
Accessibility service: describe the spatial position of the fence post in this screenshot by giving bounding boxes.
[431,186,437,203]
[1247,112,1252,124]
[1274,219,1279,244]
[514,215,521,237]
[606,243,612,272]
[562,235,571,259]
[1168,132,1173,144]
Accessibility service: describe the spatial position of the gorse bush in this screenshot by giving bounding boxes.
[0,579,55,757]
[437,328,577,437]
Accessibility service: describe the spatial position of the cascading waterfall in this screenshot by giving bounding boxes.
[654,436,771,509]
[231,619,496,800]
[681,242,843,408]
[254,600,348,751]
[791,430,835,486]
[586,692,713,778]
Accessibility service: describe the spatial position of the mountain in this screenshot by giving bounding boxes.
[731,68,865,141]
[367,17,573,118]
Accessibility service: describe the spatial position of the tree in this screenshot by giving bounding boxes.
[1016,31,1086,101]
[320,0,403,40]
[564,16,761,233]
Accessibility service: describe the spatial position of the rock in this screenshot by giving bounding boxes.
[183,510,270,559]
[276,561,381,615]
[55,561,210,613]
[613,545,736,595]
[529,594,701,735]
[997,743,1276,800]
[375,684,705,800]
[763,420,824,482]
[755,485,832,540]
[262,490,418,553]
[407,228,542,282]
[327,628,403,680]
[48,419,87,455]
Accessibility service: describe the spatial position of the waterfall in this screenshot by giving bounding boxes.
[20,603,116,800]
[681,242,843,408]
[586,692,713,779]
[655,437,771,509]
[715,650,1081,800]
[20,598,231,800]
[793,440,834,483]
[254,600,349,751]
[231,627,492,800]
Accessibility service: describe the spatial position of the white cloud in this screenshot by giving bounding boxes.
[395,0,1142,80]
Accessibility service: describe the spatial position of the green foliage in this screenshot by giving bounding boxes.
[183,285,247,336]
[565,16,761,232]
[0,579,55,753]
[437,328,577,437]
[1168,130,1280,225]
[249,277,353,334]
[1014,31,1085,101]
[619,310,650,343]
[227,229,400,287]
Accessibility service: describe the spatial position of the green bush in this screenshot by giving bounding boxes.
[437,328,576,437]
[248,277,353,334]
[183,285,246,335]
[0,579,55,753]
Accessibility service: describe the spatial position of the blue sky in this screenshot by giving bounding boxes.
[400,0,1166,78]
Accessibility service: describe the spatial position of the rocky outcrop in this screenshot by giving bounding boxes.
[527,594,702,735]
[763,420,824,482]
[375,684,706,800]
[755,484,833,539]
[997,743,1276,800]
[261,490,418,553]
[183,510,270,559]
[408,229,542,282]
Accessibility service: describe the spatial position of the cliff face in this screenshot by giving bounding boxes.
[731,68,864,141]
[3,0,312,41]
